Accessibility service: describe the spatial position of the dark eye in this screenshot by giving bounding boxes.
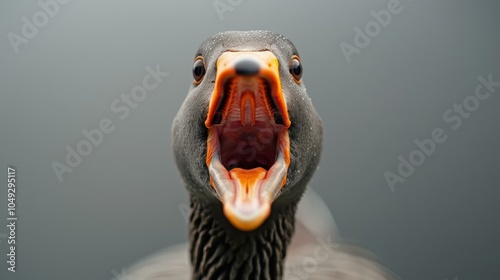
[289,56,302,83]
[193,56,206,84]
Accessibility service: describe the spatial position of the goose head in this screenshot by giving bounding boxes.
[172,30,322,232]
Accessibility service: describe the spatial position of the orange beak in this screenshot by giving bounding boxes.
[205,51,291,231]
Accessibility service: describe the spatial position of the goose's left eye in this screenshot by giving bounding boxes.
[193,56,206,84]
[289,56,302,83]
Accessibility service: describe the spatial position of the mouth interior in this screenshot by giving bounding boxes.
[220,122,279,171]
[210,77,285,172]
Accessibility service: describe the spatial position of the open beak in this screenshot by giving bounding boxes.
[205,51,291,231]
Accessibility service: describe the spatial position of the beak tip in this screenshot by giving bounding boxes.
[223,202,271,231]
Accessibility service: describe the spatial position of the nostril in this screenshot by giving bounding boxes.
[235,59,259,76]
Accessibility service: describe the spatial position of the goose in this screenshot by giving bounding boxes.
[119,30,397,280]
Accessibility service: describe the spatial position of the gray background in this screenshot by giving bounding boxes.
[1,0,499,279]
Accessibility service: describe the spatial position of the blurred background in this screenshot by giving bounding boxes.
[1,0,499,279]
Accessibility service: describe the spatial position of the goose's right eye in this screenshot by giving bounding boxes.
[193,57,206,84]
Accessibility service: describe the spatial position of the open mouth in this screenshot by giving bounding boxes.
[205,51,291,231]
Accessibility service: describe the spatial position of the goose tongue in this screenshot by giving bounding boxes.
[229,168,267,199]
